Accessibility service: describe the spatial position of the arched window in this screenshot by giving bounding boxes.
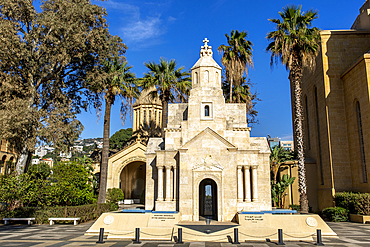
[356,101,367,183]
[194,72,198,84]
[205,105,210,117]
[205,70,209,82]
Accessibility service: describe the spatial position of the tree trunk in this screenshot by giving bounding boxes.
[16,148,29,174]
[229,77,233,103]
[290,58,309,213]
[97,96,113,204]
[161,91,170,137]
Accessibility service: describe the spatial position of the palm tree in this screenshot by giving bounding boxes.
[266,5,320,213]
[95,58,137,204]
[270,146,295,185]
[218,30,253,103]
[142,58,191,136]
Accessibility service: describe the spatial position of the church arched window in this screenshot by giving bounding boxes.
[205,105,210,117]
[356,101,367,183]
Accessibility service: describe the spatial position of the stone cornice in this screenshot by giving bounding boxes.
[165,128,182,132]
[233,127,251,131]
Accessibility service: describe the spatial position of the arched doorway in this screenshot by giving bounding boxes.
[0,155,6,175]
[120,161,146,203]
[199,179,217,220]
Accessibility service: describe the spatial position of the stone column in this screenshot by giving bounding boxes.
[237,165,243,202]
[165,166,171,201]
[157,166,164,201]
[244,165,251,202]
[251,165,258,202]
[173,165,177,201]
[133,109,137,132]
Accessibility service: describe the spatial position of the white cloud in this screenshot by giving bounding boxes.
[168,16,176,22]
[122,16,164,43]
[96,1,140,19]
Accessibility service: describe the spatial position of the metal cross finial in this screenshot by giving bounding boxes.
[203,38,209,49]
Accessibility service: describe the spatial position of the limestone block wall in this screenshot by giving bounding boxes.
[342,54,370,192]
[301,30,370,211]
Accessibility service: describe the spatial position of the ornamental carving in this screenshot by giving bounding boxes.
[192,155,223,171]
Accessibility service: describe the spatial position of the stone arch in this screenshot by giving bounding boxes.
[1,155,6,175]
[192,171,223,221]
[116,156,146,176]
[116,156,146,201]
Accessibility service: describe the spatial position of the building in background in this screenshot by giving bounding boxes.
[267,137,298,209]
[301,0,370,211]
[0,139,17,175]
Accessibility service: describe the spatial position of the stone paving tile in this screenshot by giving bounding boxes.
[1,221,370,246]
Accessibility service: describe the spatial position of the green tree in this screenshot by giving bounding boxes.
[142,58,191,136]
[271,174,296,208]
[218,30,253,103]
[0,0,126,174]
[222,76,260,124]
[270,146,295,185]
[92,58,137,204]
[50,159,95,206]
[109,128,133,149]
[27,162,51,180]
[266,5,320,213]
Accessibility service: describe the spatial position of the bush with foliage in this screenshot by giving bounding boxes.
[106,188,124,204]
[271,174,295,208]
[322,207,349,222]
[0,203,117,224]
[27,162,51,179]
[289,204,300,211]
[335,192,370,215]
[0,156,96,209]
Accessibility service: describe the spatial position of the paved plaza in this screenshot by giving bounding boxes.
[0,221,370,246]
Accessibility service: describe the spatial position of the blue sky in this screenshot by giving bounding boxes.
[79,0,364,140]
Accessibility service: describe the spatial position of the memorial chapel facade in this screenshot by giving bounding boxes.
[144,39,271,221]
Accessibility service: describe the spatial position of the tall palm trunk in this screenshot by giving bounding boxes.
[97,96,113,204]
[229,77,233,103]
[290,57,308,213]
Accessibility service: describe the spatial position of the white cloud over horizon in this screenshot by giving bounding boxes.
[121,16,165,44]
[97,1,171,48]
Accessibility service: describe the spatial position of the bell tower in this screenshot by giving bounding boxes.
[191,38,222,89]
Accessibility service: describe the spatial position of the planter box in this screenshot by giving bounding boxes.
[349,214,370,224]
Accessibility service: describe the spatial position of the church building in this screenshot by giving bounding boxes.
[302,0,370,211]
[144,39,271,221]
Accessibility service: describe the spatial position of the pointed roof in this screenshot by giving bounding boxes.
[191,38,222,70]
[181,127,237,149]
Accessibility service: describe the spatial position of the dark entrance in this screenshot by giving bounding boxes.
[199,179,217,220]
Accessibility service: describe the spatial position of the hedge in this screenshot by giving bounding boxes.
[322,207,348,222]
[0,203,118,224]
[334,192,370,215]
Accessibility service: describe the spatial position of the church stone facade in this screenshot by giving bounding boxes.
[145,39,271,221]
[301,1,370,211]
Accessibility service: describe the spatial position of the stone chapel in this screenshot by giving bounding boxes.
[144,39,271,221]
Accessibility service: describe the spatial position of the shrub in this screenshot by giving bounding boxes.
[106,188,124,204]
[335,192,370,215]
[289,204,300,211]
[0,203,117,224]
[322,207,349,222]
[0,159,96,208]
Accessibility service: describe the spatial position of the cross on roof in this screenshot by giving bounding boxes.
[203,38,209,49]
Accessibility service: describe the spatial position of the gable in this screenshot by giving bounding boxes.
[181,127,237,150]
[108,141,147,164]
